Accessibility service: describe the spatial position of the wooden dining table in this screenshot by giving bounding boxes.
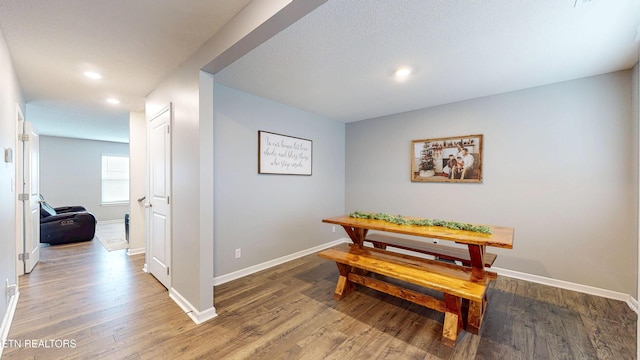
[322,215,514,338]
[322,214,514,281]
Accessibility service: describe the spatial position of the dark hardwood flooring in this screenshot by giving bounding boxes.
[3,240,636,359]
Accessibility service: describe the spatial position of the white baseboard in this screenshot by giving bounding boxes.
[97,219,125,225]
[169,288,217,325]
[127,247,145,256]
[213,238,348,286]
[628,296,638,314]
[0,291,20,359]
[494,267,638,313]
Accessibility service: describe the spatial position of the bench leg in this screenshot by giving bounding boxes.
[371,241,387,250]
[466,293,487,335]
[441,294,463,347]
[333,263,355,300]
[461,298,469,326]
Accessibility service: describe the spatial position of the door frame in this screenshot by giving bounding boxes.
[14,105,24,279]
[15,110,40,276]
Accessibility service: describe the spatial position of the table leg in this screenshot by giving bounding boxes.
[466,244,489,334]
[467,244,486,280]
[342,226,368,247]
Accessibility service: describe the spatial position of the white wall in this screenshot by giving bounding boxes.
[39,136,129,221]
[346,70,637,295]
[128,112,146,254]
[213,84,345,276]
[0,29,23,356]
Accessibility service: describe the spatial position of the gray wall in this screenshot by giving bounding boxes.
[346,70,637,295]
[0,29,23,347]
[634,61,639,300]
[213,84,345,276]
[39,136,129,221]
[145,1,324,314]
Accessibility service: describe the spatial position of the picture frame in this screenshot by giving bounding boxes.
[411,134,483,183]
[258,130,312,175]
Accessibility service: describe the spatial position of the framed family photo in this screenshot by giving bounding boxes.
[411,134,483,183]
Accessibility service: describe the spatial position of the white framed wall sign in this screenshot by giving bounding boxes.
[258,131,312,175]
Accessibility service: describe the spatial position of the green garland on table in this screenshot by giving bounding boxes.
[349,211,492,235]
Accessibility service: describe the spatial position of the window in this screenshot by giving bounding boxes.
[101,155,129,204]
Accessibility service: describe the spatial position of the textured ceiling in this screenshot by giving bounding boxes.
[216,0,640,122]
[0,0,251,142]
[1,0,638,143]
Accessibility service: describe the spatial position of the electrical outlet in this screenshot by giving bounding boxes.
[235,248,241,259]
[332,226,336,233]
[5,279,16,297]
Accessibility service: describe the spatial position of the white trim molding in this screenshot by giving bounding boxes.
[213,238,348,286]
[127,247,145,256]
[628,296,639,314]
[96,219,125,225]
[0,291,20,358]
[169,288,217,325]
[494,267,638,313]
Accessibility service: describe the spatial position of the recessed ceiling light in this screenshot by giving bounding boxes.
[84,71,103,80]
[394,67,412,79]
[106,98,120,105]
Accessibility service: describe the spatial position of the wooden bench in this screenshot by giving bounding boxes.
[365,233,498,268]
[318,243,494,347]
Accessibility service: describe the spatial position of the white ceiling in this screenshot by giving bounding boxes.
[1,1,638,143]
[0,0,251,143]
[216,0,640,122]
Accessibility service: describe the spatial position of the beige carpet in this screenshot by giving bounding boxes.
[95,221,128,251]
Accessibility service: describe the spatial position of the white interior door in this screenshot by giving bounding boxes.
[147,106,171,289]
[17,120,40,274]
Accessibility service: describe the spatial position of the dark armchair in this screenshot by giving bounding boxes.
[39,195,96,245]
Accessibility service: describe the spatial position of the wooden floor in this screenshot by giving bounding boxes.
[3,240,636,359]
